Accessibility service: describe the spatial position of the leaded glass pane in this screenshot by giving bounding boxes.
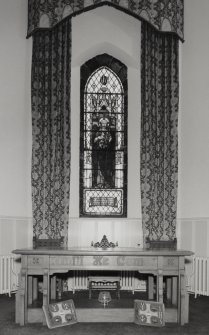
[80,57,127,217]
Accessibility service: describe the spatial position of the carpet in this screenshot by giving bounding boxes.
[1,293,209,334]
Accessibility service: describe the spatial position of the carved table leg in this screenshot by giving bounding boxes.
[172,276,178,306]
[148,275,154,300]
[157,271,163,304]
[166,277,172,304]
[27,276,38,305]
[180,272,188,325]
[51,275,56,300]
[18,269,27,326]
[32,277,38,302]
[28,276,33,305]
[42,269,49,325]
[43,269,49,305]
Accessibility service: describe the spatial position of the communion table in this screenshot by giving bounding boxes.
[12,247,193,326]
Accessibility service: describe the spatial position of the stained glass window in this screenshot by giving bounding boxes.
[80,55,127,217]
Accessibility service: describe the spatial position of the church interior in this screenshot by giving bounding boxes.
[0,0,209,334]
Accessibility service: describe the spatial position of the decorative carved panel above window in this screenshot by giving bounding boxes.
[80,54,127,217]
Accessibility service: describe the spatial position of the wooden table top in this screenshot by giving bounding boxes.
[12,247,194,257]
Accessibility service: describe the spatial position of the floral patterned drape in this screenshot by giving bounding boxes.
[31,19,71,246]
[140,21,179,242]
[27,0,184,41]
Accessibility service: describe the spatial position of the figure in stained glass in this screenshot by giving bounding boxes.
[92,105,115,188]
[80,57,127,216]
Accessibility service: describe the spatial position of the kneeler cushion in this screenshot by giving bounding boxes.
[134,300,165,327]
[43,299,77,329]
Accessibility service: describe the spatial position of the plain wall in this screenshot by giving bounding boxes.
[179,0,209,219]
[0,0,32,218]
[69,6,142,246]
[70,6,141,219]
[176,0,209,256]
[0,0,32,254]
[177,0,209,255]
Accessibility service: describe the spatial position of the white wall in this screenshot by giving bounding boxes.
[179,0,209,219]
[177,0,209,256]
[0,0,32,217]
[70,6,141,218]
[0,216,33,254]
[69,6,142,247]
[0,0,32,254]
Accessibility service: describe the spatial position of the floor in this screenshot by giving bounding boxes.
[0,291,209,335]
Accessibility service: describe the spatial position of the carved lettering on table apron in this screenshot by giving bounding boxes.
[49,255,157,269]
[93,256,109,266]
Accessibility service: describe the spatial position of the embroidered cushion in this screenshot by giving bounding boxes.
[42,299,77,329]
[134,300,165,327]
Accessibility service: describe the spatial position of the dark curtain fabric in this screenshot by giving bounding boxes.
[140,22,179,242]
[27,0,184,41]
[31,19,71,246]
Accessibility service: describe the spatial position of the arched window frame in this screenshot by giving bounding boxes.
[80,54,127,217]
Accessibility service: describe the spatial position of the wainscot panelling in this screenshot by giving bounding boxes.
[177,218,209,257]
[177,217,209,293]
[68,218,143,248]
[1,216,208,257]
[0,216,33,255]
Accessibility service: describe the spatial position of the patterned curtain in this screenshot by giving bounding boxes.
[27,0,184,41]
[31,19,71,246]
[140,22,179,242]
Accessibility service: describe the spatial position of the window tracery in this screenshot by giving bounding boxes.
[80,55,127,217]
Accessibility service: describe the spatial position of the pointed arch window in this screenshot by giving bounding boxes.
[80,54,127,217]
